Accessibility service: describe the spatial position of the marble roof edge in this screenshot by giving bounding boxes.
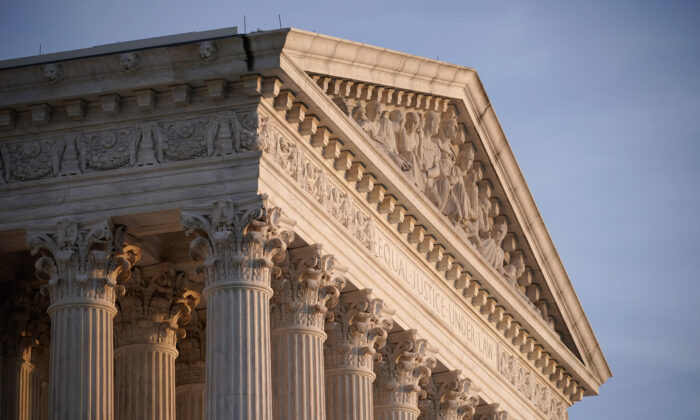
[275,29,611,388]
[0,26,240,70]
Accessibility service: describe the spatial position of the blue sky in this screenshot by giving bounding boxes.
[2,1,699,418]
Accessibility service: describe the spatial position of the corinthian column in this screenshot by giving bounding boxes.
[114,263,201,420]
[270,244,346,420]
[419,370,481,420]
[324,289,394,420]
[373,330,437,420]
[182,197,293,420]
[175,307,206,420]
[0,281,50,420]
[27,219,139,420]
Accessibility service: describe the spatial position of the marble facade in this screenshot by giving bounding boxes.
[0,27,610,419]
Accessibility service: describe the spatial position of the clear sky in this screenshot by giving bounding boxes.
[2,0,699,418]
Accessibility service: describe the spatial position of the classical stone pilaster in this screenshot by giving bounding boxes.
[176,307,206,420]
[27,219,139,420]
[419,370,481,420]
[114,263,201,420]
[270,244,346,420]
[182,197,293,420]
[324,289,394,420]
[0,281,50,420]
[373,330,437,420]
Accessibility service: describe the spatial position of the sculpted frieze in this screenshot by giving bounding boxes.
[76,127,141,172]
[0,109,262,185]
[0,138,65,182]
[259,113,376,251]
[498,346,566,420]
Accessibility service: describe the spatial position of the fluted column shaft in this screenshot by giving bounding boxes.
[48,303,115,420]
[114,345,177,419]
[182,199,293,420]
[324,290,394,420]
[207,285,272,418]
[270,244,345,420]
[1,357,46,420]
[28,219,138,420]
[176,383,205,420]
[325,369,375,420]
[271,328,326,418]
[113,263,200,420]
[176,307,206,420]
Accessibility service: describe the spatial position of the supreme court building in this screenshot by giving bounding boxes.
[0,27,610,420]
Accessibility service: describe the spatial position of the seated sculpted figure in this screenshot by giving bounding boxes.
[418,111,443,207]
[478,218,509,273]
[464,160,484,245]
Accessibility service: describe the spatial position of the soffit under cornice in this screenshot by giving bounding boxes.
[263,28,610,390]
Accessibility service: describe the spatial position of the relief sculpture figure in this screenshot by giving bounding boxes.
[418,111,442,207]
[397,110,423,187]
[479,217,508,273]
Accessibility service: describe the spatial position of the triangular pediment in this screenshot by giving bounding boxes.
[260,28,611,394]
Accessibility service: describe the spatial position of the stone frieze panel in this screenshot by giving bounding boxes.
[0,110,261,184]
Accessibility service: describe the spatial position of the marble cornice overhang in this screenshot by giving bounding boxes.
[0,35,249,109]
[255,28,611,394]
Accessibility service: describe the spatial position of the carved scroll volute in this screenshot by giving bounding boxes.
[27,219,140,308]
[374,329,437,410]
[114,263,202,348]
[271,244,347,331]
[324,289,395,371]
[181,197,294,292]
[420,370,481,420]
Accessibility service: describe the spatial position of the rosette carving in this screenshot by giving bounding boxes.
[271,244,347,331]
[76,127,141,172]
[153,117,219,161]
[175,307,206,386]
[0,139,65,182]
[114,263,201,348]
[27,219,140,307]
[419,370,481,420]
[181,197,294,291]
[324,289,394,372]
[374,330,437,411]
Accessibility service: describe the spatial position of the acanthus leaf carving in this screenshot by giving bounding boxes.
[271,244,347,332]
[114,262,202,348]
[419,370,481,420]
[324,289,394,372]
[175,307,206,385]
[181,197,294,292]
[26,218,140,307]
[374,330,437,411]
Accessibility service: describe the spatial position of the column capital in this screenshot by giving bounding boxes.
[420,370,481,419]
[176,307,206,386]
[324,289,394,373]
[374,330,437,412]
[27,218,140,311]
[271,244,347,333]
[115,262,202,349]
[181,196,294,294]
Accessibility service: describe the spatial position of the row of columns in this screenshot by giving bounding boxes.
[14,198,485,419]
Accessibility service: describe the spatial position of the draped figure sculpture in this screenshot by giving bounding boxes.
[418,111,442,208]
